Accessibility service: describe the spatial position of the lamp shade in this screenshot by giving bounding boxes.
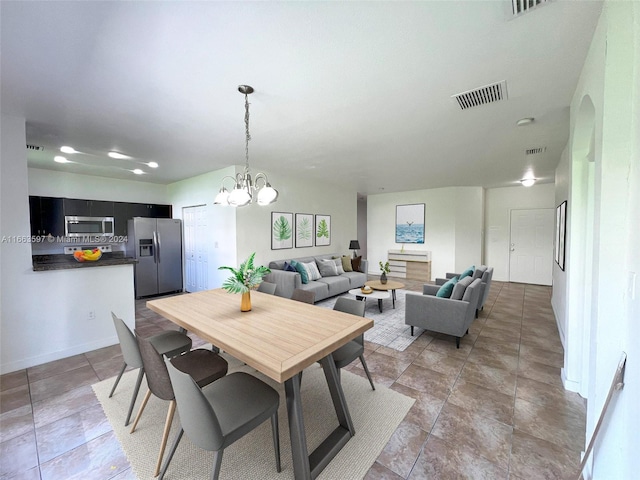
[349,240,360,250]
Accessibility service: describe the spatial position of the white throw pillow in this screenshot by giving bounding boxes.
[304,261,322,281]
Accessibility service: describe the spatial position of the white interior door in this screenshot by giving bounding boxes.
[509,208,554,285]
[183,205,208,293]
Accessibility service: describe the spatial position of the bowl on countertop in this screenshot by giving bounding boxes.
[73,250,102,262]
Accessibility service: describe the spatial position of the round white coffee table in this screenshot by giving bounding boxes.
[348,288,390,313]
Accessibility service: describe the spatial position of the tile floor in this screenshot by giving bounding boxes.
[0,279,586,479]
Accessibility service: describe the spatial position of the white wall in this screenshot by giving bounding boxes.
[167,166,237,289]
[1,115,135,373]
[235,169,358,268]
[559,1,639,477]
[28,168,169,203]
[367,187,483,280]
[484,184,555,282]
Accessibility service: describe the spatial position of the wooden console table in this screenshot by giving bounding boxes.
[388,249,431,281]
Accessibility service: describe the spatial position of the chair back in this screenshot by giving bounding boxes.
[291,289,315,304]
[462,279,482,321]
[135,330,175,401]
[166,359,224,451]
[333,297,366,346]
[112,313,142,369]
[257,282,277,295]
[333,297,365,317]
[479,267,493,308]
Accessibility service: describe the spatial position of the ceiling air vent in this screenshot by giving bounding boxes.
[452,81,508,110]
[526,147,547,155]
[26,144,45,151]
[511,0,550,17]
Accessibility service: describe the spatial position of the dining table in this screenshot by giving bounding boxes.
[147,288,373,480]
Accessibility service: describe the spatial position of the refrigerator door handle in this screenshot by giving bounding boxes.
[156,231,161,264]
[152,231,158,264]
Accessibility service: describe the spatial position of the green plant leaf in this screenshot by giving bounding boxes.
[297,217,311,240]
[316,219,329,238]
[218,252,271,294]
[273,216,292,241]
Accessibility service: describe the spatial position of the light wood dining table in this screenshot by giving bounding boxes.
[147,288,373,480]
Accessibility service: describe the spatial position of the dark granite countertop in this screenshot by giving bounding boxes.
[32,252,137,271]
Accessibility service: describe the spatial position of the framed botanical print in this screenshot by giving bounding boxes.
[271,212,293,250]
[396,204,425,244]
[295,213,314,248]
[315,214,331,246]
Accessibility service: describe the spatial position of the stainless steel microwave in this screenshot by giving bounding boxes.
[64,216,115,237]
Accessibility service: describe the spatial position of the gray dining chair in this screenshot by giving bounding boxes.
[257,281,277,295]
[158,360,281,480]
[291,288,315,304]
[130,330,229,477]
[109,312,193,426]
[332,297,375,390]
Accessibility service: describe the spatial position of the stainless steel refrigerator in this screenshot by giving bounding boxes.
[126,218,183,298]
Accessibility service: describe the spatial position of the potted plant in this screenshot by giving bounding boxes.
[379,261,390,284]
[218,252,271,311]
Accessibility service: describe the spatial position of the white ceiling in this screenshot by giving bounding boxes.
[1,1,603,195]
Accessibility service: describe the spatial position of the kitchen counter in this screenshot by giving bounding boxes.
[32,252,137,271]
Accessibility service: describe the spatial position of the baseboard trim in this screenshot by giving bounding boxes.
[0,336,119,374]
[561,367,582,393]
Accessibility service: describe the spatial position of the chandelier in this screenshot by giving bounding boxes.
[214,85,278,207]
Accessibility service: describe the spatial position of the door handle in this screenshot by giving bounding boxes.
[153,231,158,264]
[156,232,161,263]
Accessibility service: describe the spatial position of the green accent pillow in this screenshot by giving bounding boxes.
[290,259,308,284]
[436,276,459,298]
[341,256,354,272]
[459,265,475,280]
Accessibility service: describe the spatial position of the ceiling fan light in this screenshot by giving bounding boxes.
[257,185,278,205]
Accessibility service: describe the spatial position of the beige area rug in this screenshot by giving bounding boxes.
[93,355,414,480]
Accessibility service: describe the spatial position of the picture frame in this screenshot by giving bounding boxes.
[556,201,567,271]
[314,214,331,246]
[396,203,425,244]
[271,212,293,250]
[295,213,314,248]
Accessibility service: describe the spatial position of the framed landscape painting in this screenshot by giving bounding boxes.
[396,204,425,244]
[271,212,293,250]
[315,214,331,246]
[295,213,314,248]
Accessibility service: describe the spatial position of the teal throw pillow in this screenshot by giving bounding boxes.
[290,260,309,284]
[436,276,459,298]
[459,265,475,280]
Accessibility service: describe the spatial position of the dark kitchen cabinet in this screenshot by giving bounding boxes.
[113,202,172,236]
[63,198,114,217]
[29,196,64,237]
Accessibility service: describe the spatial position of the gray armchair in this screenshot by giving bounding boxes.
[437,265,493,315]
[405,277,482,348]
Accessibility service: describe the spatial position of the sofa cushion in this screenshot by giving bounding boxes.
[290,260,308,284]
[317,276,350,296]
[451,276,473,300]
[436,276,458,298]
[473,265,487,279]
[317,258,338,277]
[459,265,475,280]
[351,256,362,272]
[341,256,354,272]
[334,258,345,275]
[298,281,329,301]
[303,261,322,281]
[343,271,367,288]
[283,261,297,272]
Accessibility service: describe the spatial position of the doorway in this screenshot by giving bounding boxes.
[509,208,554,285]
[183,205,208,293]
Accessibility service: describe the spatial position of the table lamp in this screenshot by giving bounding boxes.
[349,240,360,258]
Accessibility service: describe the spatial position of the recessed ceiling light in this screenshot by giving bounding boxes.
[60,146,77,154]
[146,162,158,168]
[516,117,535,126]
[54,156,71,163]
[109,151,131,159]
[520,178,536,187]
[132,169,145,175]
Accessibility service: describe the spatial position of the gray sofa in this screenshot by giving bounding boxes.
[405,277,482,348]
[264,254,368,302]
